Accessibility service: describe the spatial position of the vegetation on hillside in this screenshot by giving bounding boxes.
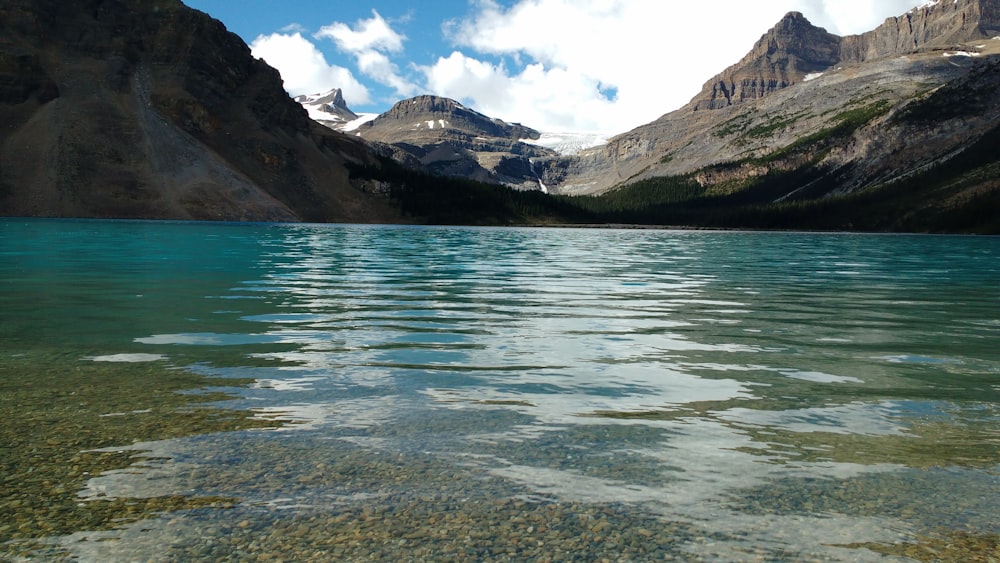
[348,55,1000,235]
[346,159,596,225]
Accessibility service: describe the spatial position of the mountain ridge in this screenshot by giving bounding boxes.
[691,0,999,111]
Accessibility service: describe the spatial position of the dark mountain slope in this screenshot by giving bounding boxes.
[0,0,401,222]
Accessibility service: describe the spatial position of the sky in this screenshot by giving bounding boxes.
[182,0,932,135]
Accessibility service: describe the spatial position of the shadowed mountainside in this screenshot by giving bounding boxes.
[0,0,402,222]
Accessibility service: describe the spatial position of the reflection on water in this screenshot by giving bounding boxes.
[1,220,998,560]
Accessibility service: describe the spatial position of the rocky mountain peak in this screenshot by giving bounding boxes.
[360,95,540,141]
[295,87,359,125]
[690,0,999,111]
[329,88,348,108]
[775,11,811,29]
[353,95,552,190]
[387,95,465,116]
[690,11,840,110]
[297,88,350,111]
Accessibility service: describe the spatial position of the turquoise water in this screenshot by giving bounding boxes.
[2,219,998,560]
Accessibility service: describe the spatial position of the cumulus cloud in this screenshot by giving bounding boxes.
[250,32,371,103]
[316,10,405,53]
[790,0,928,34]
[433,1,796,133]
[316,10,418,97]
[419,52,620,132]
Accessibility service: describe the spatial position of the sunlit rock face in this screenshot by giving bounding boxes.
[690,12,842,112]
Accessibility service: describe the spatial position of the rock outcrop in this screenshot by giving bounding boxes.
[0,0,401,222]
[355,95,556,189]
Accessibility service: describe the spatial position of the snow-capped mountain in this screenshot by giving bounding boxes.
[294,88,376,132]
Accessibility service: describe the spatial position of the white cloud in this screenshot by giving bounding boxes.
[790,0,929,35]
[424,0,930,134]
[419,52,619,133]
[315,10,418,97]
[250,32,371,103]
[315,10,405,53]
[250,1,930,135]
[434,1,795,133]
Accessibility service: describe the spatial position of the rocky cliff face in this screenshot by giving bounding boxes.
[841,0,1000,62]
[355,95,556,189]
[0,0,401,222]
[690,12,841,111]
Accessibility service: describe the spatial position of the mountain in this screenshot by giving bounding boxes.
[691,12,842,111]
[4,0,997,231]
[526,0,1000,231]
[690,1,999,111]
[0,0,401,222]
[295,88,378,133]
[297,89,358,128]
[350,95,557,190]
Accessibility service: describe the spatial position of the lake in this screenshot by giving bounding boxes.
[1,218,997,561]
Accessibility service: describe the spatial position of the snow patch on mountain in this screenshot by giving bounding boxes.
[342,113,378,132]
[302,104,345,123]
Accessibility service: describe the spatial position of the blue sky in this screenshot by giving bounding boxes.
[183,0,930,135]
[183,1,459,62]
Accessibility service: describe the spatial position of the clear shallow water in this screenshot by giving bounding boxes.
[1,219,998,560]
